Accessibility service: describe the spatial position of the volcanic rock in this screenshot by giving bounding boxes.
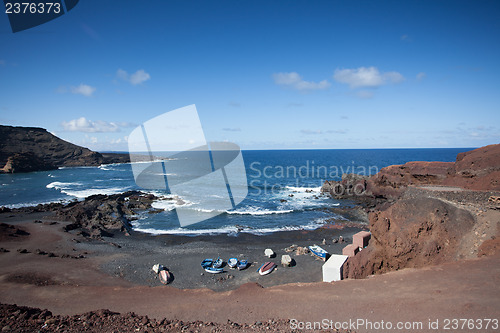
[343,197,475,279]
[322,144,500,200]
[0,125,130,173]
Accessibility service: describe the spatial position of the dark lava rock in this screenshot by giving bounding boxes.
[0,125,130,173]
[55,191,157,237]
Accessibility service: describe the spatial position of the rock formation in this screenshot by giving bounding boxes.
[55,191,157,237]
[342,197,475,279]
[0,125,130,173]
[323,144,500,279]
[322,143,500,200]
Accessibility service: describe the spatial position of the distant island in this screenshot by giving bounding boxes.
[0,125,130,173]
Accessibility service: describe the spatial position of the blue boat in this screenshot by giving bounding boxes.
[204,266,223,274]
[228,258,238,269]
[201,259,213,269]
[237,260,248,270]
[213,257,223,268]
[308,245,329,260]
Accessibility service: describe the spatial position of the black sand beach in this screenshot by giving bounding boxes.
[1,209,365,291]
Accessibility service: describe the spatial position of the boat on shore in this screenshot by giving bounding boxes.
[205,266,223,274]
[237,260,248,270]
[308,245,329,260]
[213,257,223,268]
[201,259,213,269]
[201,257,224,273]
[228,258,238,269]
[258,262,276,276]
[158,269,171,284]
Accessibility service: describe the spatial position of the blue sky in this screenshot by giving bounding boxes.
[1,0,499,150]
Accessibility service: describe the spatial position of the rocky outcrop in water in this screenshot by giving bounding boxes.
[0,125,130,173]
[55,191,157,237]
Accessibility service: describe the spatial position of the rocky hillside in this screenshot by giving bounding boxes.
[342,196,476,279]
[0,125,129,173]
[322,143,500,200]
[322,144,500,279]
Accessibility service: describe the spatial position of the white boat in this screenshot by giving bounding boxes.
[228,258,238,268]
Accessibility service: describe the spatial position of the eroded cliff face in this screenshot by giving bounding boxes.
[342,197,476,279]
[322,144,500,279]
[443,144,500,190]
[321,144,500,200]
[0,125,129,173]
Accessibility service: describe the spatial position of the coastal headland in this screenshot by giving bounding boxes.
[0,125,130,173]
[0,131,499,332]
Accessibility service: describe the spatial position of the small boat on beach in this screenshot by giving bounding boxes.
[213,257,223,268]
[258,262,276,276]
[237,260,248,270]
[158,269,171,284]
[201,259,213,269]
[308,245,329,260]
[201,257,224,273]
[228,258,238,269]
[204,266,223,274]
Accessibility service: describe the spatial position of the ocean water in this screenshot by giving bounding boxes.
[0,148,472,235]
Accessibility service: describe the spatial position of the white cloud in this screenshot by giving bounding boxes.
[416,72,427,80]
[273,72,330,91]
[70,84,96,97]
[130,70,151,85]
[116,69,128,81]
[384,71,405,83]
[333,67,404,88]
[62,117,123,133]
[116,69,151,85]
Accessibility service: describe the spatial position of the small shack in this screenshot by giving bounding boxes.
[353,231,371,248]
[342,244,359,257]
[322,254,348,282]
